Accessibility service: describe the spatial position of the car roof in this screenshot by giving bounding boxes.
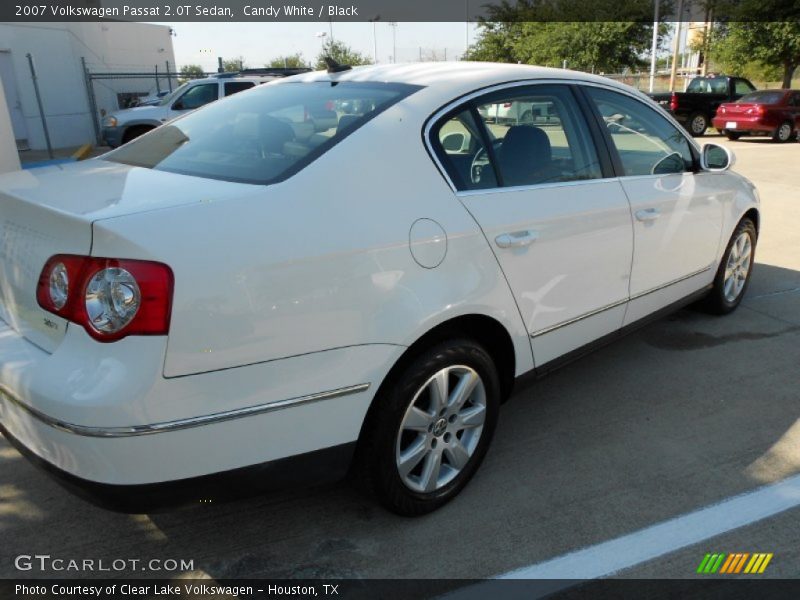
[282,62,644,113]
[288,61,634,95]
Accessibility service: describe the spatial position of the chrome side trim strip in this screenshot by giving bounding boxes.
[629,266,713,301]
[530,298,628,338]
[0,383,371,438]
[529,266,713,339]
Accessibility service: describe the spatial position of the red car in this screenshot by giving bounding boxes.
[713,89,800,142]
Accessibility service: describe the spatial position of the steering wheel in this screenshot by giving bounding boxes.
[470,139,502,184]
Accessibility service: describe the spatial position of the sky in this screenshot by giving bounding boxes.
[154,22,481,70]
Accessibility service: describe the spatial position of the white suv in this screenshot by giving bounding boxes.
[101,69,309,147]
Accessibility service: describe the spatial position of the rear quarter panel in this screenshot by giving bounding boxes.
[90,95,534,380]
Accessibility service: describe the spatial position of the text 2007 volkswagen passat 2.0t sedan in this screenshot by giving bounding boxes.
[0,63,760,515]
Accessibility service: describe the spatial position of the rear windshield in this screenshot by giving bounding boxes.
[738,91,784,104]
[105,81,420,185]
[686,78,729,94]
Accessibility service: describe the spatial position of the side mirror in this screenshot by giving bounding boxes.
[701,143,734,172]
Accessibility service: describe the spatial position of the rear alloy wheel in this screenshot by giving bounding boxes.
[356,339,500,516]
[704,218,757,314]
[688,113,709,137]
[773,121,793,143]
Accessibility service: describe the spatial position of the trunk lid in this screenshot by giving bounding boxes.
[0,160,257,352]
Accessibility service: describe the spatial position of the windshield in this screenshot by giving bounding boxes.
[738,91,784,105]
[105,81,420,185]
[686,78,728,94]
[158,82,190,106]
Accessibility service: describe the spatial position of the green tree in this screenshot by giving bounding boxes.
[711,23,800,88]
[222,56,247,72]
[463,0,669,73]
[267,53,308,69]
[315,39,372,70]
[178,64,205,84]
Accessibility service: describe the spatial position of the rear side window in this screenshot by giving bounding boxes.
[686,78,728,94]
[105,81,420,185]
[431,84,602,191]
[734,79,755,95]
[586,87,694,177]
[224,81,255,96]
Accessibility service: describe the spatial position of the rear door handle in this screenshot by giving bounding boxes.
[495,230,538,249]
[635,208,661,222]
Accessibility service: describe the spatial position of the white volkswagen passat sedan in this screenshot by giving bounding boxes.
[0,63,759,515]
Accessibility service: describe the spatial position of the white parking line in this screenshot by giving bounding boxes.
[500,472,800,579]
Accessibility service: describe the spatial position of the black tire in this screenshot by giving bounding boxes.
[704,218,757,315]
[725,131,742,141]
[772,121,793,143]
[688,113,709,137]
[121,125,154,145]
[355,339,500,516]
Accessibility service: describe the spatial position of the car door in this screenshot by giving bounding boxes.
[168,82,221,120]
[429,83,634,367]
[582,86,726,325]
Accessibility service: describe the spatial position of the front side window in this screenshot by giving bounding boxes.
[105,81,419,185]
[586,87,694,177]
[431,85,602,191]
[173,83,219,110]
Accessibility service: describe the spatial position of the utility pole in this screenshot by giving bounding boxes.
[669,0,684,92]
[369,16,379,63]
[649,0,660,93]
[389,22,397,63]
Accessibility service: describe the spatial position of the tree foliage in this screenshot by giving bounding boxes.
[315,39,372,70]
[267,53,308,69]
[711,22,800,88]
[222,56,247,72]
[178,64,205,84]
[465,21,666,73]
[463,0,671,73]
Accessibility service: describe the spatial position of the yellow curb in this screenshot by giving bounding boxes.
[71,143,93,161]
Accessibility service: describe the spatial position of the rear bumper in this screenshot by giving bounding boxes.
[712,116,778,133]
[0,318,395,504]
[0,419,354,512]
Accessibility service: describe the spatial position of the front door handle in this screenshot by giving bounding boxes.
[635,208,661,222]
[495,230,538,249]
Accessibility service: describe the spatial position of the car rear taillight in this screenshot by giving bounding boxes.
[37,255,173,342]
[719,105,727,114]
[669,93,679,112]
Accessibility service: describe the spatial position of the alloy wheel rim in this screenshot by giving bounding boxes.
[723,232,752,302]
[692,116,706,133]
[778,124,792,141]
[395,365,487,493]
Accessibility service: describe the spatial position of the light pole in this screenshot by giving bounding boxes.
[369,16,380,63]
[649,0,660,93]
[316,31,327,57]
[388,22,397,63]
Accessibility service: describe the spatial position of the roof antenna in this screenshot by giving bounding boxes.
[324,56,352,73]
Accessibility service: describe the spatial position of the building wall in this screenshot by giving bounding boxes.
[0,76,21,173]
[0,22,175,150]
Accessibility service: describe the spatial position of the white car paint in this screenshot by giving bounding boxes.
[0,63,759,496]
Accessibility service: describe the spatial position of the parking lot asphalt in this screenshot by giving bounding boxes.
[1,134,799,583]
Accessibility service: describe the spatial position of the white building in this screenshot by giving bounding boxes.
[0,22,176,150]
